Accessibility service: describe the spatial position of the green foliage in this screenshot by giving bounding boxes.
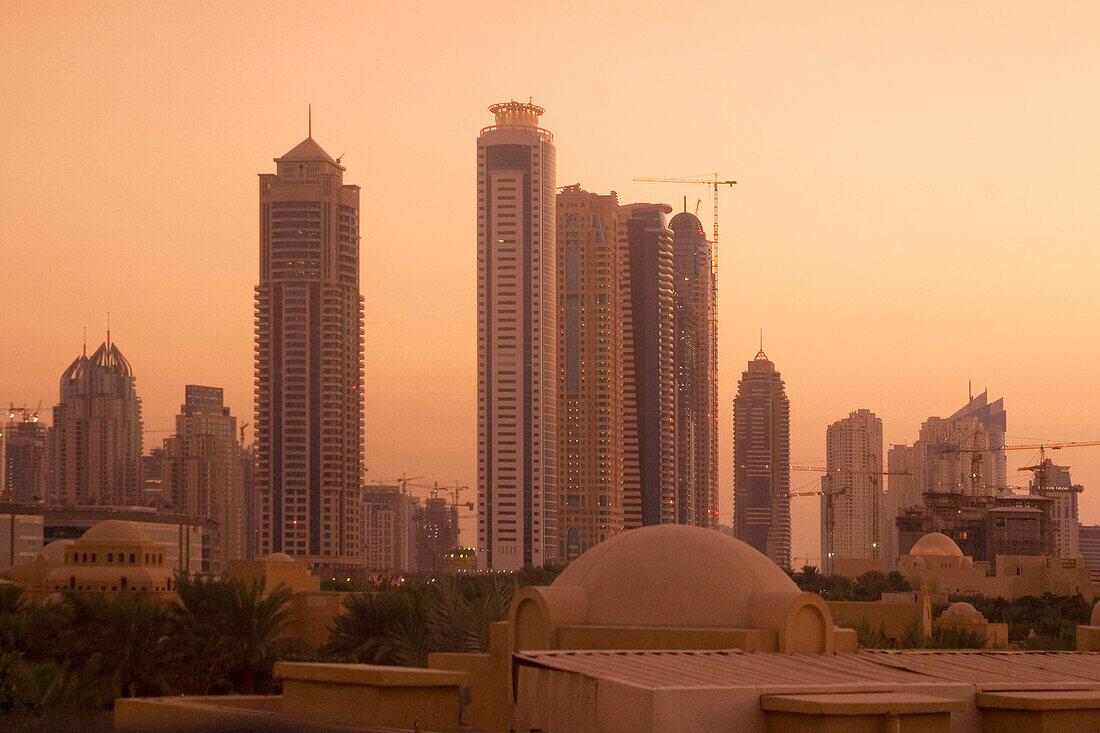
[790,568,910,601]
[324,574,518,667]
[851,618,985,650]
[950,593,1091,650]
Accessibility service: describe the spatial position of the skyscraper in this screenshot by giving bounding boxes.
[733,347,790,569]
[162,386,245,571]
[362,485,418,576]
[556,185,623,561]
[1,417,48,503]
[620,203,676,528]
[823,409,883,573]
[255,132,364,569]
[50,339,143,507]
[477,101,557,570]
[669,211,718,529]
[1026,458,1082,559]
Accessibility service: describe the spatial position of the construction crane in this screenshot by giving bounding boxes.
[238,422,250,446]
[6,403,42,423]
[789,464,910,566]
[632,174,737,294]
[370,473,424,495]
[940,440,1100,495]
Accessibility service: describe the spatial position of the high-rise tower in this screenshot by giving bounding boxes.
[162,386,245,571]
[556,185,623,561]
[50,339,143,506]
[255,132,364,569]
[620,203,676,528]
[823,409,883,573]
[733,347,790,568]
[670,211,718,528]
[477,101,558,570]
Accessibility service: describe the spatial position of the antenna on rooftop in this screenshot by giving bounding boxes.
[107,311,111,350]
[82,326,86,357]
[308,104,312,138]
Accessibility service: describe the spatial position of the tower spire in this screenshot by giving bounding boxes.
[106,312,110,351]
[308,103,311,138]
[82,326,86,357]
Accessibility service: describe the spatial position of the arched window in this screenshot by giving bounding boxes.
[69,576,75,589]
[81,553,87,563]
[107,553,113,563]
[129,553,135,563]
[91,553,96,562]
[121,577,127,589]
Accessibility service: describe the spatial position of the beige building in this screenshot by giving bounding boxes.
[117,523,1100,732]
[477,101,558,570]
[619,203,676,528]
[255,133,364,571]
[824,409,883,573]
[556,186,623,561]
[896,531,1096,599]
[50,340,143,507]
[8,520,174,600]
[361,484,418,575]
[162,386,244,572]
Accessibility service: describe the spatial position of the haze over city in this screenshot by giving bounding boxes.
[3,1,1099,565]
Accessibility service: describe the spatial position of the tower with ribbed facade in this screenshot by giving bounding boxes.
[556,185,623,561]
[620,203,676,528]
[255,133,364,570]
[50,339,143,506]
[733,347,790,568]
[823,409,883,573]
[477,101,558,570]
[670,211,718,529]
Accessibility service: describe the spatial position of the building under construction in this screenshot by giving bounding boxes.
[896,491,1054,564]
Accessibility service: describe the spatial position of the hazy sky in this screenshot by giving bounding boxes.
[3,1,1099,564]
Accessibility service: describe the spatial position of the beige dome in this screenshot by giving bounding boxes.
[909,532,963,557]
[1091,600,1100,627]
[81,520,152,543]
[551,524,798,628]
[264,552,297,563]
[36,540,74,567]
[941,601,981,622]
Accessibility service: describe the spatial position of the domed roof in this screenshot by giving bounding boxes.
[80,520,152,543]
[88,342,132,375]
[1091,600,1100,627]
[909,532,963,557]
[552,525,798,628]
[941,601,981,622]
[669,211,705,236]
[263,552,297,563]
[37,540,74,568]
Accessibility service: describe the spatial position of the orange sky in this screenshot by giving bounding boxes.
[2,1,1099,564]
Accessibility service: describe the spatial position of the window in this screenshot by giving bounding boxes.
[107,553,113,562]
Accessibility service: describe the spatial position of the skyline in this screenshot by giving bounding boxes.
[3,1,1100,564]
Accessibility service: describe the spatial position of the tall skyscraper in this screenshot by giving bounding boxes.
[255,132,364,568]
[477,101,557,570]
[416,497,460,573]
[670,211,718,529]
[620,203,676,528]
[362,485,419,576]
[162,386,245,571]
[1,417,49,503]
[733,347,790,569]
[50,339,143,506]
[822,409,883,573]
[556,185,623,561]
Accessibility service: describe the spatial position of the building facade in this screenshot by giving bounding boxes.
[669,211,718,529]
[417,497,460,573]
[50,340,143,507]
[162,386,244,572]
[477,101,558,570]
[733,348,790,568]
[1,418,49,503]
[556,186,623,561]
[823,409,883,573]
[362,485,418,576]
[620,203,676,528]
[255,134,364,568]
[1027,458,1081,559]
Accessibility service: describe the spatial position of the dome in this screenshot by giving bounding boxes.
[263,552,297,563]
[551,525,798,628]
[37,540,74,568]
[941,601,981,623]
[669,212,705,236]
[80,520,152,543]
[909,532,963,557]
[1091,600,1100,627]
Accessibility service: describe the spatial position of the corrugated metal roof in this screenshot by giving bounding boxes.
[515,650,1100,690]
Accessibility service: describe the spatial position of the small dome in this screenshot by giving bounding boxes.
[80,520,152,543]
[941,601,981,623]
[551,524,798,628]
[909,532,963,557]
[1091,600,1100,627]
[37,540,74,568]
[264,552,297,563]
